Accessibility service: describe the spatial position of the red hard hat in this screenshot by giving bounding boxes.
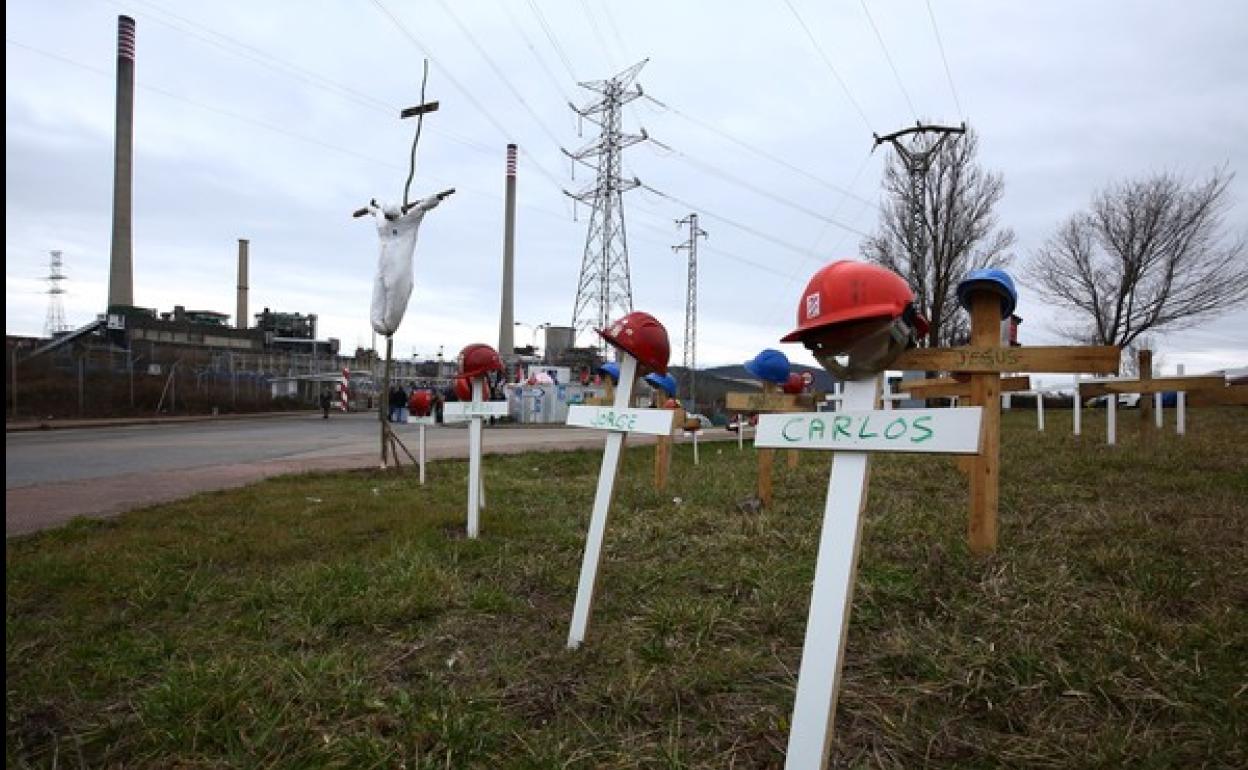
[453,377,473,401]
[409,389,432,416]
[781,260,929,343]
[598,311,671,375]
[458,343,503,379]
[782,373,805,394]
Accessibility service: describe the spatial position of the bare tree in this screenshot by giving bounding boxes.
[862,127,1016,346]
[1027,168,1248,347]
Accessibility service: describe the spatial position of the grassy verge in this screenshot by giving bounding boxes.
[7,408,1247,768]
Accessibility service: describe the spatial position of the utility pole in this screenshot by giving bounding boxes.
[673,213,707,409]
[872,122,965,325]
[565,60,649,353]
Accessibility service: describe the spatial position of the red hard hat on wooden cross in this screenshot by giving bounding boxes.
[458,343,503,379]
[597,311,671,375]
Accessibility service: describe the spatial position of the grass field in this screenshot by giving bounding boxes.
[7,408,1247,768]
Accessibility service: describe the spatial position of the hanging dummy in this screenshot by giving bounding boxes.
[352,59,453,468]
[366,193,447,336]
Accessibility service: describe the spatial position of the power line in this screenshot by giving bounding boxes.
[111,0,501,159]
[638,181,833,263]
[5,38,572,229]
[640,93,873,206]
[524,0,578,82]
[858,0,919,120]
[645,135,870,236]
[925,0,965,119]
[595,0,631,61]
[495,0,574,106]
[432,0,567,151]
[778,0,874,132]
[578,0,621,73]
[367,0,568,185]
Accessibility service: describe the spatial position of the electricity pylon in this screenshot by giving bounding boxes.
[564,60,649,352]
[44,250,69,336]
[674,213,706,408]
[872,122,965,322]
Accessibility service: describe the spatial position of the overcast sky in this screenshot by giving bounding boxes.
[6,0,1247,376]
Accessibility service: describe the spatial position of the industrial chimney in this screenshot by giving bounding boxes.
[236,238,249,329]
[107,15,136,309]
[498,143,517,364]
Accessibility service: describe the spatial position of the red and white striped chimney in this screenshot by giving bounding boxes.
[498,144,518,367]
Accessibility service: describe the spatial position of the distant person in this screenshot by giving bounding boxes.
[388,386,402,423]
[397,384,409,423]
[319,388,332,419]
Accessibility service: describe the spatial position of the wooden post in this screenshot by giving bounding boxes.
[758,448,775,507]
[654,408,678,491]
[758,383,777,506]
[1139,349,1153,443]
[568,354,638,649]
[968,292,1001,554]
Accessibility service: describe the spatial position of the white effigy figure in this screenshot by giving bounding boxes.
[366,193,445,336]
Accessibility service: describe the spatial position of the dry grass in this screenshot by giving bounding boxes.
[7,407,1247,768]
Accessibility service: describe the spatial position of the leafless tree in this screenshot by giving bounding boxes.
[1026,168,1248,348]
[862,127,1016,347]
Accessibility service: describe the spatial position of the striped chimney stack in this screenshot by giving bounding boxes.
[108,15,136,309]
[498,143,517,366]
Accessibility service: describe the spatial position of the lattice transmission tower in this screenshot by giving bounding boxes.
[872,122,965,322]
[44,249,69,336]
[564,60,649,351]
[673,213,706,407]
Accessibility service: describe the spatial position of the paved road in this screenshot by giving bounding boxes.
[6,413,726,537]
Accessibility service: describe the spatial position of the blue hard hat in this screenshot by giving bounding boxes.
[957,268,1017,319]
[597,361,620,383]
[644,372,678,396]
[744,348,791,384]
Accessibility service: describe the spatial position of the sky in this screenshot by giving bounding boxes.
[6,0,1248,377]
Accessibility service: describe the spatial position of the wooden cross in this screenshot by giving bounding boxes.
[564,353,678,649]
[893,291,1120,553]
[1078,349,1234,444]
[726,386,816,507]
[753,375,984,768]
[442,382,508,539]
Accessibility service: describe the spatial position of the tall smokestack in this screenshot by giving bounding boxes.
[236,239,249,329]
[498,143,517,363]
[108,15,136,309]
